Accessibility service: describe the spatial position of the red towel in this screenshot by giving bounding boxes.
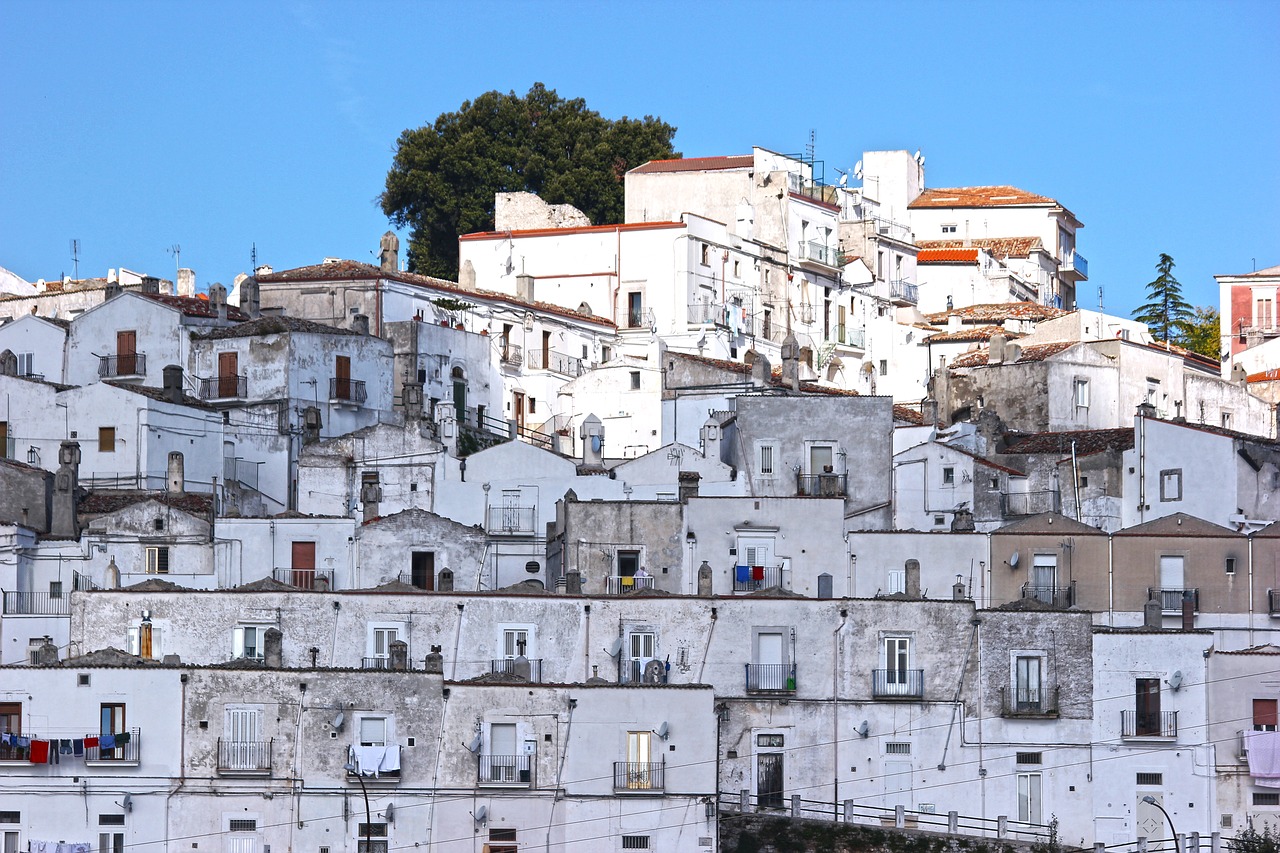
[29,740,49,763]
[84,736,98,748]
[752,566,765,581]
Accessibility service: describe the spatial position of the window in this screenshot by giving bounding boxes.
[625,631,656,683]
[1255,699,1278,732]
[369,627,399,663]
[601,345,611,363]
[334,354,353,400]
[16,353,34,376]
[630,371,641,390]
[885,742,911,755]
[886,569,906,595]
[356,823,388,853]
[0,812,17,823]
[1017,773,1042,823]
[126,624,160,658]
[624,730,654,789]
[1016,656,1043,711]
[1135,677,1162,736]
[627,292,643,328]
[358,716,388,747]
[942,224,957,234]
[1136,772,1164,786]
[145,546,169,574]
[0,703,21,760]
[1223,411,1233,429]
[622,837,650,850]
[488,828,518,853]
[98,427,116,453]
[700,243,710,265]
[1255,793,1280,807]
[1016,752,1043,765]
[485,722,519,781]
[1159,469,1182,502]
[100,703,126,760]
[233,626,268,660]
[1145,379,1160,405]
[1258,298,1275,330]
[879,359,888,376]
[1227,557,1237,576]
[759,444,775,477]
[98,834,124,853]
[1073,378,1089,409]
[224,707,264,770]
[615,552,640,579]
[49,581,63,599]
[227,820,256,833]
[942,467,955,486]
[756,733,784,748]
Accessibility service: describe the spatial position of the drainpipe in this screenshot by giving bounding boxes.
[1249,533,1256,646]
[696,606,719,683]
[544,698,577,853]
[1107,532,1115,627]
[832,607,849,805]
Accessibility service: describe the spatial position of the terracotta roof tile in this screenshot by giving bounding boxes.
[104,381,218,411]
[195,316,361,340]
[917,237,1044,258]
[1002,428,1135,458]
[923,302,1068,324]
[138,292,248,321]
[78,490,214,517]
[946,445,1025,476]
[948,340,1077,368]
[917,248,980,264]
[629,155,753,175]
[909,186,1056,209]
[924,325,1021,344]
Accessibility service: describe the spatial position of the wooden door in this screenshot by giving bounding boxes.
[1136,677,1161,735]
[291,541,316,589]
[117,330,137,375]
[513,392,525,433]
[334,355,352,400]
[410,551,435,590]
[218,352,239,397]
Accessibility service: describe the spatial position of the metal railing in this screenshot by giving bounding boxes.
[1019,582,1075,608]
[500,342,523,366]
[1148,587,1199,613]
[688,302,727,326]
[606,575,655,594]
[796,303,816,324]
[73,571,101,592]
[733,566,786,593]
[797,241,838,267]
[833,325,866,348]
[479,753,534,786]
[614,760,665,792]
[889,279,918,304]
[361,657,392,670]
[486,506,536,534]
[999,686,1060,717]
[525,349,588,377]
[1121,709,1178,738]
[396,573,434,591]
[1061,250,1088,278]
[872,669,925,699]
[619,659,668,685]
[88,728,141,762]
[272,568,334,591]
[329,377,367,404]
[98,353,147,378]
[796,472,847,497]
[489,658,542,682]
[1002,490,1060,516]
[223,457,260,491]
[745,663,797,693]
[2,591,70,616]
[217,739,273,772]
[199,375,247,400]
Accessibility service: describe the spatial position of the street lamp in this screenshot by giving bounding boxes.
[343,762,372,853]
[1141,795,1178,845]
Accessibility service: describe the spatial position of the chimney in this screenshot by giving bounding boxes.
[1143,594,1163,629]
[780,332,801,390]
[750,351,772,388]
[352,314,370,335]
[1231,363,1248,384]
[104,281,124,302]
[263,628,283,668]
[1181,596,1196,631]
[952,579,967,601]
[360,474,382,522]
[389,639,409,671]
[166,452,185,493]
[437,569,453,591]
[424,648,444,674]
[1005,343,1022,364]
[302,406,322,445]
[459,259,477,292]
[921,399,939,427]
[947,313,963,332]
[379,231,400,273]
[176,268,196,297]
[240,276,261,319]
[516,274,535,303]
[699,417,722,461]
[162,365,185,404]
[679,471,701,503]
[580,414,605,467]
[988,333,1007,365]
[511,655,532,681]
[697,560,713,596]
[34,637,59,666]
[403,383,424,420]
[52,441,81,539]
[950,509,975,531]
[564,571,582,594]
[140,276,161,295]
[1136,401,1157,420]
[208,283,228,322]
[904,559,921,597]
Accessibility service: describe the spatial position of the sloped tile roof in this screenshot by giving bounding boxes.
[917,237,1044,258]
[1002,428,1135,458]
[1115,511,1242,537]
[629,155,752,174]
[946,445,1025,476]
[948,340,1077,368]
[917,248,980,264]
[138,292,248,321]
[923,302,1069,324]
[924,325,1020,343]
[195,315,361,340]
[79,490,214,517]
[910,186,1056,209]
[1234,264,1280,278]
[104,381,218,411]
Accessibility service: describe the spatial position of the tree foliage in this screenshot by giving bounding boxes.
[380,83,679,279]
[1132,253,1195,344]
[1180,305,1222,360]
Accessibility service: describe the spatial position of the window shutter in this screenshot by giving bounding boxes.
[1255,698,1278,728]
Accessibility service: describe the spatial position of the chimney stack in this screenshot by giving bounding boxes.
[167,452,185,493]
[989,333,1007,365]
[360,475,382,522]
[176,268,196,297]
[904,559,921,598]
[379,231,400,273]
[1143,594,1163,629]
[679,471,701,503]
[162,365,185,404]
[263,628,283,668]
[141,276,161,295]
[34,637,59,666]
[1181,595,1196,631]
[352,314,370,336]
[104,281,124,302]
[699,417,722,461]
[240,276,261,319]
[580,414,605,467]
[52,441,81,539]
[780,332,801,390]
[424,648,444,674]
[516,274,535,303]
[750,351,772,388]
[389,639,409,671]
[208,283,228,322]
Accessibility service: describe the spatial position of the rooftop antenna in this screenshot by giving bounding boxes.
[805,129,815,163]
[1097,285,1104,312]
[167,244,181,275]
[69,238,80,281]
[251,242,257,272]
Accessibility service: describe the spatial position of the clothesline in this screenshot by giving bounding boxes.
[29,841,91,853]
[0,730,134,765]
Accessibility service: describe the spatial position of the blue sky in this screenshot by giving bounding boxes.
[1,0,1276,315]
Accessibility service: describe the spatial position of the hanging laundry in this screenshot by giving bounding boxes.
[735,565,750,583]
[59,739,73,754]
[99,734,116,751]
[116,731,131,745]
[73,740,84,757]
[28,740,49,763]
[29,840,54,853]
[378,744,401,775]
[16,736,30,749]
[83,736,98,749]
[752,566,765,581]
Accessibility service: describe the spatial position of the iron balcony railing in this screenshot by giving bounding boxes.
[98,353,147,378]
[796,472,847,497]
[1148,587,1199,613]
[1002,490,1060,517]
[1020,581,1076,608]
[745,663,797,694]
[797,241,838,267]
[613,760,665,793]
[199,375,248,400]
[362,657,393,670]
[687,302,727,326]
[479,753,534,786]
[329,377,367,404]
[486,506,536,534]
[1000,686,1060,717]
[1122,709,1178,739]
[889,279,918,305]
[872,669,925,699]
[525,349,588,377]
[500,343,523,366]
[272,568,334,591]
[606,575,655,594]
[0,728,140,763]
[833,325,866,348]
[217,739,273,772]
[396,573,434,591]
[733,565,786,593]
[73,571,101,592]
[88,728,141,762]
[489,658,542,682]
[619,659,668,685]
[2,591,70,616]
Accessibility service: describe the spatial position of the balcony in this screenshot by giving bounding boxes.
[606,575,655,594]
[479,753,534,786]
[1000,686,1060,718]
[733,565,786,593]
[362,657,394,670]
[619,659,668,685]
[872,669,925,700]
[489,658,542,682]
[1002,490,1060,517]
[833,325,866,349]
[0,729,140,764]
[745,663,797,694]
[1061,250,1088,280]
[613,760,665,794]
[500,342,523,366]
[625,308,654,331]
[346,744,401,780]
[526,349,588,377]
[889,279,918,306]
[2,591,70,616]
[396,573,434,591]
[688,302,727,326]
[1020,581,1076,609]
[1148,587,1199,613]
[797,241,839,269]
[796,472,847,497]
[217,739,273,774]
[98,353,147,379]
[329,377,367,405]
[272,568,334,591]
[199,375,248,401]
[486,506,536,535]
[1122,709,1177,739]
[73,571,101,592]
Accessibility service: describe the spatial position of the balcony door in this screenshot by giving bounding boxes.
[489,722,517,781]
[756,631,785,690]
[1031,555,1057,604]
[503,628,529,661]
[883,637,911,694]
[1015,656,1042,712]
[1136,677,1161,736]
[100,703,125,760]
[225,708,262,770]
[1159,555,1185,610]
[626,731,652,789]
[410,551,435,590]
[627,631,655,683]
[116,330,137,375]
[335,355,352,400]
[218,351,239,397]
[756,749,784,809]
[513,391,526,433]
[291,541,316,589]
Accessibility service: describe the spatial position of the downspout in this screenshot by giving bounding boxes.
[583,604,591,682]
[696,605,718,683]
[832,607,849,804]
[1107,532,1115,627]
[450,603,465,681]
[544,698,576,853]
[1071,441,1081,520]
[1249,533,1256,646]
[425,686,451,853]
[1138,413,1147,524]
[937,614,980,772]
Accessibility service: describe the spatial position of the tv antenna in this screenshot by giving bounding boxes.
[1097,285,1104,312]
[167,244,181,274]
[69,239,80,281]
[805,129,815,163]
[251,242,257,272]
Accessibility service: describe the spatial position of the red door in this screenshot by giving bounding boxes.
[291,542,316,590]
[117,331,137,375]
[218,352,239,398]
[335,356,352,400]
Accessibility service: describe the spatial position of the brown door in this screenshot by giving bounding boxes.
[541,331,551,369]
[218,352,239,397]
[411,551,435,590]
[513,392,525,433]
[1136,677,1161,735]
[291,541,316,590]
[335,355,351,400]
[0,702,20,760]
[0,421,8,459]
[117,330,137,375]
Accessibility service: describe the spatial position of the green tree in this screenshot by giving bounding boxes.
[380,84,679,279]
[1132,253,1194,343]
[1180,305,1222,359]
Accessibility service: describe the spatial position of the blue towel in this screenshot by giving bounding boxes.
[99,734,116,750]
[736,565,750,583]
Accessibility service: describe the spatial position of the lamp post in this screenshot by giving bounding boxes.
[343,762,372,853]
[1141,795,1178,846]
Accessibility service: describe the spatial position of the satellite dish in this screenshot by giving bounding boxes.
[656,721,670,740]
[856,720,870,738]
[473,805,488,825]
[838,172,848,187]
[853,160,863,179]
[1169,670,1183,691]
[1009,552,1020,569]
[331,712,345,731]
[608,637,623,657]
[466,733,483,753]
[122,793,133,812]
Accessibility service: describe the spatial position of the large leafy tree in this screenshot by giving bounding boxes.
[1132,253,1194,344]
[1180,305,1222,359]
[380,84,679,279]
